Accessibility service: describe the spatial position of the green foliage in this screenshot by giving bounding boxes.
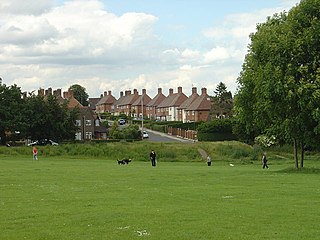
[197,119,237,141]
[0,84,25,144]
[69,84,89,106]
[109,123,141,140]
[235,0,320,167]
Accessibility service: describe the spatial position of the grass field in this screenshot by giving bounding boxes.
[1,153,320,239]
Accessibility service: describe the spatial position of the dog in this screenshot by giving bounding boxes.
[117,158,132,165]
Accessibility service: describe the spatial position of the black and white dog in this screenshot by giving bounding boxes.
[117,158,132,165]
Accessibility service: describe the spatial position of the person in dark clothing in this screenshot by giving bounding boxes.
[150,150,156,167]
[262,153,268,169]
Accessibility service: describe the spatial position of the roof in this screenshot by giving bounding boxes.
[186,94,212,111]
[96,95,116,106]
[114,93,139,106]
[178,92,199,110]
[147,92,166,107]
[89,97,101,109]
[132,94,152,106]
[157,92,188,108]
[66,96,83,108]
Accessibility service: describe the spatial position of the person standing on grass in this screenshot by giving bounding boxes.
[150,150,156,167]
[262,153,268,169]
[207,155,212,166]
[33,146,38,160]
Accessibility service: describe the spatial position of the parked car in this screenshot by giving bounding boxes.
[142,131,149,139]
[28,139,59,146]
[118,119,126,125]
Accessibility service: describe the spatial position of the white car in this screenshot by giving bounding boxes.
[142,131,149,139]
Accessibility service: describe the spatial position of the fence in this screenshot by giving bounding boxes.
[167,126,197,141]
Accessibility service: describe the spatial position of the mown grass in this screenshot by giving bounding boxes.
[1,142,320,239]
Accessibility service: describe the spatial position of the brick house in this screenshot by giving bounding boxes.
[177,87,199,123]
[146,88,166,120]
[95,90,116,114]
[185,88,212,122]
[131,89,152,119]
[157,87,188,121]
[112,89,139,116]
[62,89,107,140]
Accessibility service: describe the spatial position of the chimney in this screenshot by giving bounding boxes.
[125,90,131,96]
[120,91,124,97]
[38,88,44,96]
[104,91,108,97]
[158,88,162,94]
[178,86,182,93]
[142,89,146,95]
[169,88,173,95]
[108,90,111,95]
[48,88,52,95]
[63,91,68,99]
[134,89,138,95]
[192,87,197,95]
[56,89,61,97]
[201,88,207,95]
[68,89,74,97]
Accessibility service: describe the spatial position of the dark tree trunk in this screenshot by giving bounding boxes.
[293,139,299,169]
[300,142,304,168]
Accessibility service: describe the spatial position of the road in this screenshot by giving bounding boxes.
[142,129,193,143]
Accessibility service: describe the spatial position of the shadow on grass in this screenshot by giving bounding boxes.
[277,167,320,174]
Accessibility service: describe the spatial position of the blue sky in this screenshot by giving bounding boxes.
[1,0,300,98]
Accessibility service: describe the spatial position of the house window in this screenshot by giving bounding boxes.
[86,132,92,139]
[75,120,81,126]
[95,119,100,126]
[192,111,195,116]
[86,120,91,126]
[75,132,82,140]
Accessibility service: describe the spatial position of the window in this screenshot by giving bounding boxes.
[86,120,91,126]
[75,132,82,140]
[86,132,92,139]
[95,119,100,126]
[75,120,81,126]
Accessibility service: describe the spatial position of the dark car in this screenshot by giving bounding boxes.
[28,139,59,146]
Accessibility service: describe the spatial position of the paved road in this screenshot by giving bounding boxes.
[142,129,194,143]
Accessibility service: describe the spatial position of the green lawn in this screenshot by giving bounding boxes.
[1,155,319,239]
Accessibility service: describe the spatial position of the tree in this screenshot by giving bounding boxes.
[214,82,232,102]
[69,84,89,106]
[234,0,320,168]
[24,93,78,141]
[0,84,25,145]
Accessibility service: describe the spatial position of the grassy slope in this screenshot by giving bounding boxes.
[1,149,320,239]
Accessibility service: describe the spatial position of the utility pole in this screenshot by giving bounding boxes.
[141,91,144,132]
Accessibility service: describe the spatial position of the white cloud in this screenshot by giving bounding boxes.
[0,0,53,15]
[0,0,300,99]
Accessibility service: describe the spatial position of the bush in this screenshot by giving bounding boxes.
[197,119,238,141]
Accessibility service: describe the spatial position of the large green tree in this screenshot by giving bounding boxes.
[234,0,320,168]
[0,84,25,145]
[69,84,89,106]
[24,94,78,141]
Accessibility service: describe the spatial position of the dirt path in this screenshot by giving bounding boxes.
[197,148,208,160]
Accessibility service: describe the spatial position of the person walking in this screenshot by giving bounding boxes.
[207,155,212,166]
[33,146,38,160]
[262,153,268,169]
[150,150,156,167]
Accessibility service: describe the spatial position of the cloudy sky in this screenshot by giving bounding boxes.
[0,0,300,98]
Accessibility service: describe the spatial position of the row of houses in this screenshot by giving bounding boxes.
[93,86,212,123]
[38,86,230,140]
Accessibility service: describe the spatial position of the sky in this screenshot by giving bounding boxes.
[0,0,300,99]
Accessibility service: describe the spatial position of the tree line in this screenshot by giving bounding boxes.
[0,83,79,145]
